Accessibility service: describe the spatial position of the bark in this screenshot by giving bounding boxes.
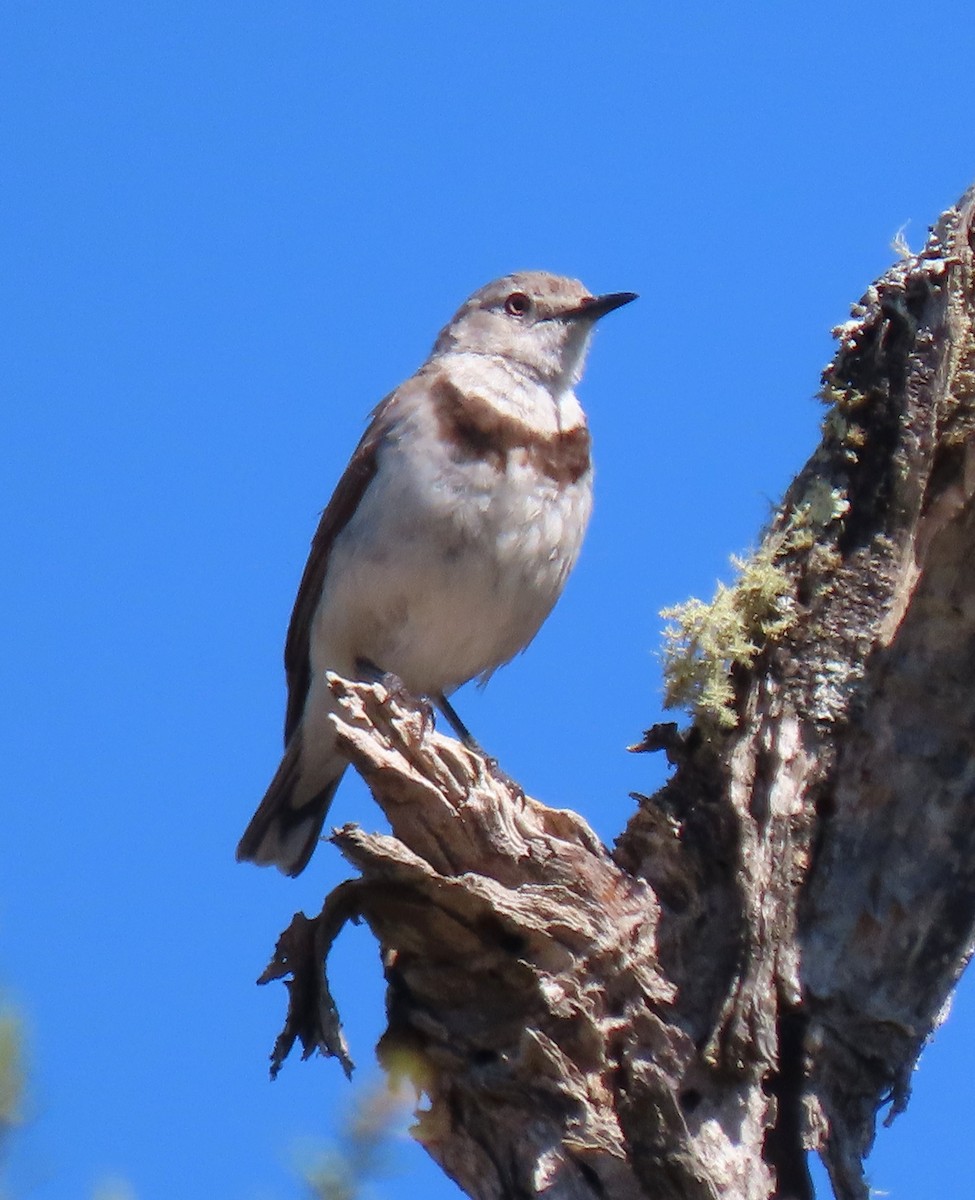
[257,185,975,1200]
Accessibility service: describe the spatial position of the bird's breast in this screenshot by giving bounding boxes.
[313,402,592,694]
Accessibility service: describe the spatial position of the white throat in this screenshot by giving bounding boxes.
[433,350,585,435]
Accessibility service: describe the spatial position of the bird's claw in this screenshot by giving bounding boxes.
[377,671,435,739]
[481,754,524,799]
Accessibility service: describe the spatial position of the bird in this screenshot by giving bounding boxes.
[237,271,637,875]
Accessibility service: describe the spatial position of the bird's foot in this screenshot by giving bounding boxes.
[355,660,435,739]
[431,693,520,792]
[382,673,435,737]
[481,754,524,799]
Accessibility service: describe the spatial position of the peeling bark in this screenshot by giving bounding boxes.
[256,185,975,1200]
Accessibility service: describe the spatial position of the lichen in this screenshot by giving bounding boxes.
[785,479,850,543]
[661,544,794,732]
[820,409,867,464]
[660,468,854,735]
[818,383,869,413]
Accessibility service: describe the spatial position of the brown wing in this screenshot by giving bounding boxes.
[281,390,400,743]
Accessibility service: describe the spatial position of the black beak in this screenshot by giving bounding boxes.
[564,290,639,322]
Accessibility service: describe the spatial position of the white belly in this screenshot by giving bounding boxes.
[310,432,592,696]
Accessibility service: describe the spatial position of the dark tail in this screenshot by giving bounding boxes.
[236,735,343,876]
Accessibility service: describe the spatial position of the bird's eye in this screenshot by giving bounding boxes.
[504,292,531,317]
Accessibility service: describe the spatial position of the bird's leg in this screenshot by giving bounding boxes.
[434,692,523,797]
[354,662,520,794]
[432,692,482,753]
[355,656,391,686]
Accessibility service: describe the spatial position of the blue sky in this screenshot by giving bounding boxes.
[3,4,975,1198]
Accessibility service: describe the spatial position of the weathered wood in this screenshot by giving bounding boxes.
[259,185,975,1199]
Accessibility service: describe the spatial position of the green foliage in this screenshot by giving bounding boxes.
[92,1180,138,1200]
[0,1006,24,1200]
[0,1011,23,1139]
[300,1073,415,1200]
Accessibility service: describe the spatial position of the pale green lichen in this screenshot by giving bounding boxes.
[661,474,852,733]
[661,545,794,732]
[821,408,867,463]
[786,479,850,540]
[818,383,869,413]
[817,384,874,466]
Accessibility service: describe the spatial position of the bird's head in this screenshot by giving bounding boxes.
[432,271,637,392]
